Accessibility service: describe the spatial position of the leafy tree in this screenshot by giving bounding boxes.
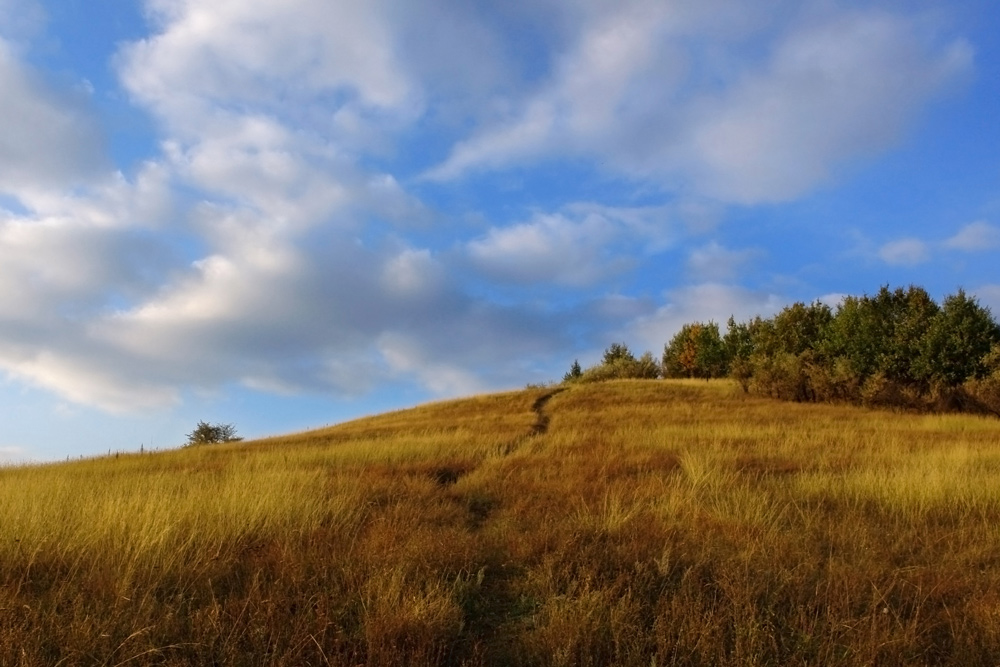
[822,285,938,385]
[186,421,242,446]
[724,316,763,391]
[712,284,1000,412]
[770,301,832,357]
[576,344,660,382]
[663,321,728,379]
[966,343,1000,416]
[602,343,635,365]
[916,289,1000,386]
[723,316,753,361]
[633,351,662,379]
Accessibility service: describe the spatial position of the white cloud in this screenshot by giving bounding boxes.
[0,0,597,412]
[687,242,761,281]
[688,13,972,203]
[426,6,971,205]
[381,248,445,298]
[0,444,27,465]
[377,332,486,397]
[467,211,621,287]
[0,0,45,41]
[630,283,785,351]
[817,293,848,309]
[119,0,416,145]
[973,285,1000,317]
[945,221,1000,251]
[424,2,680,180]
[0,39,107,200]
[465,203,681,286]
[874,221,999,268]
[0,349,179,412]
[0,1,982,418]
[878,238,930,266]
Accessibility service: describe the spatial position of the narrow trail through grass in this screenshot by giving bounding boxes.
[528,388,566,436]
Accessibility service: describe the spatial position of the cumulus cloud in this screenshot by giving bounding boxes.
[465,203,681,287]
[467,211,623,286]
[377,332,486,397]
[0,2,578,411]
[817,293,848,309]
[120,0,415,132]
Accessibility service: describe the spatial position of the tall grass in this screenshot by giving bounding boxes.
[2,381,1000,664]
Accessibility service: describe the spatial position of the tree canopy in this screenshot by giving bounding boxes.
[565,285,1000,415]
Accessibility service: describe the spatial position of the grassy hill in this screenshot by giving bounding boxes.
[3,380,1000,665]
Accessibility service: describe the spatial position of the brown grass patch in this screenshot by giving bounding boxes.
[3,380,1000,664]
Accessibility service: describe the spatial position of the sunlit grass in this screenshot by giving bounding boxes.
[2,381,1000,664]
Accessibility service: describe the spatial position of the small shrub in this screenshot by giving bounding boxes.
[186,421,242,446]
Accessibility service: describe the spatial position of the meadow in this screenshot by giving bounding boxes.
[3,380,1000,665]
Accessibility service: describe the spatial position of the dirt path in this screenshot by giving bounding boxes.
[528,387,565,436]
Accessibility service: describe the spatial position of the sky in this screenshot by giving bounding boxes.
[1,0,999,462]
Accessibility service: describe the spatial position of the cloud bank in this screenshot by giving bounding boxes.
[0,0,976,412]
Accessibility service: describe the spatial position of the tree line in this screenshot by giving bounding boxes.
[565,285,1000,415]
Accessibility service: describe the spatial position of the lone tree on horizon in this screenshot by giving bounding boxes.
[185,421,242,446]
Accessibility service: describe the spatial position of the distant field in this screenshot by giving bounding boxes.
[3,380,1000,665]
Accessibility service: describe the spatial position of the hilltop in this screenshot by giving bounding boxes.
[3,380,1000,665]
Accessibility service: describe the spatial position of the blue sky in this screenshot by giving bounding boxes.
[1,0,999,461]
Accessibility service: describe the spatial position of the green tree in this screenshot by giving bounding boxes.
[663,321,727,379]
[186,421,242,446]
[724,317,753,391]
[578,344,660,382]
[916,289,1000,386]
[770,301,832,357]
[602,342,635,365]
[563,359,583,382]
[633,351,662,379]
[822,285,938,386]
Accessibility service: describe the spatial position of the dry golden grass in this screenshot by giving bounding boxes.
[2,381,1000,665]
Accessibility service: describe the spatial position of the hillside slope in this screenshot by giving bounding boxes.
[3,381,1000,665]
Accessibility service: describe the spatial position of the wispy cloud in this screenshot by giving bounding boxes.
[877,220,999,267]
[0,444,26,464]
[879,238,930,266]
[426,6,971,206]
[974,284,1000,315]
[687,242,762,281]
[944,220,1000,251]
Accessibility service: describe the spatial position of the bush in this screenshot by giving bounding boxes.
[570,346,661,383]
[749,353,809,402]
[186,421,242,446]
